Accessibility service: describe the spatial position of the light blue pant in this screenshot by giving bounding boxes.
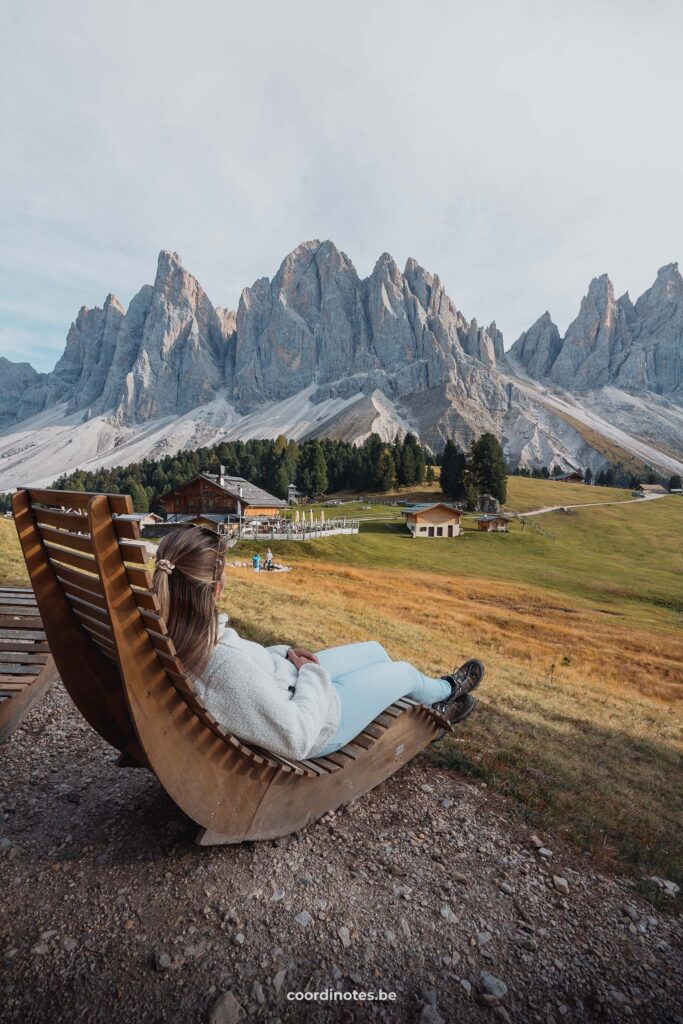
[314,641,451,756]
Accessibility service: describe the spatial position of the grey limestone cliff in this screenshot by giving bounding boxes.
[511,263,683,394]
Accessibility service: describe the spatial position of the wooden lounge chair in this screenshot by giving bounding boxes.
[12,487,453,845]
[0,586,59,743]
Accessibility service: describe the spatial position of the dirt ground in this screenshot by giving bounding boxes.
[1,682,681,1024]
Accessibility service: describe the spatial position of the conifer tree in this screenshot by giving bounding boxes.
[469,433,507,502]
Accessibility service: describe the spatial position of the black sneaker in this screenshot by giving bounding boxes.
[430,693,477,742]
[432,659,485,715]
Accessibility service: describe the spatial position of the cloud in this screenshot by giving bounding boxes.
[1,0,682,371]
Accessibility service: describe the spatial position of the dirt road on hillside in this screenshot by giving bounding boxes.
[517,493,667,517]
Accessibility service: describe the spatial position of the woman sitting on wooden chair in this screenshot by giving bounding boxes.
[152,524,484,763]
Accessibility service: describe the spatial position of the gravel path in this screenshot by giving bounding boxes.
[518,493,666,517]
[1,682,681,1024]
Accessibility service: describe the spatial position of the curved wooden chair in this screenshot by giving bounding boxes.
[0,586,58,743]
[12,488,454,845]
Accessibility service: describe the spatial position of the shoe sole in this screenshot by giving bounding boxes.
[448,660,485,701]
[431,694,476,742]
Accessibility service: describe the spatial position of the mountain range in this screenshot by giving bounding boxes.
[1,241,682,490]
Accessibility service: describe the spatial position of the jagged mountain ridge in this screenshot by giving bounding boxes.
[6,242,508,427]
[1,242,682,491]
[509,263,683,394]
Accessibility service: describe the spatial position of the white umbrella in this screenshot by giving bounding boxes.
[309,508,314,525]
[295,510,300,524]
[321,510,325,524]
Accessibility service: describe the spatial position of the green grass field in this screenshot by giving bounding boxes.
[505,475,633,512]
[239,495,683,632]
[300,476,633,519]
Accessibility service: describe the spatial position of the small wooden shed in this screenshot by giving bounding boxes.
[476,514,513,533]
[637,483,667,495]
[404,503,462,538]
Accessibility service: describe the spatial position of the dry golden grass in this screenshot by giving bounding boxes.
[221,559,682,881]
[0,518,30,586]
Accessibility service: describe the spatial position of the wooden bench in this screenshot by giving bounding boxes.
[12,488,454,845]
[0,586,59,743]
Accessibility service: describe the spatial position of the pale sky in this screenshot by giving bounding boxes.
[1,0,682,371]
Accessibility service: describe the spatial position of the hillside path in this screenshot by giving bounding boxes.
[516,493,668,517]
[1,682,681,1024]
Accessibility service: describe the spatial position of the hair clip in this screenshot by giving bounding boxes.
[156,558,175,576]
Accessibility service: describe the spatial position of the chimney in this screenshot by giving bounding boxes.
[238,485,243,498]
[219,464,225,486]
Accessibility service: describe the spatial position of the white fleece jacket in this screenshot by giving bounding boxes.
[193,613,341,761]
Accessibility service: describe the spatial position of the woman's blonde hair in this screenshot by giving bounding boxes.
[151,523,228,678]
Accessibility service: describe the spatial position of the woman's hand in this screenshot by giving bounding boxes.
[286,647,320,670]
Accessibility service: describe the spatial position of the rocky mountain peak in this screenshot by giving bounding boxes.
[508,312,562,379]
[103,293,124,313]
[371,251,402,287]
[636,262,683,313]
[509,263,681,395]
[581,274,618,313]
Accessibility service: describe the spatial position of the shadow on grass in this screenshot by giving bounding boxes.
[431,697,682,894]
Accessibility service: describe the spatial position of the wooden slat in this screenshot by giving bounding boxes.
[61,570,155,610]
[247,747,307,775]
[317,751,351,768]
[112,517,141,541]
[92,638,117,657]
[26,488,131,514]
[119,540,149,565]
[44,543,97,574]
[361,723,383,739]
[346,732,373,749]
[0,615,43,630]
[310,756,342,773]
[0,596,38,605]
[34,506,90,533]
[298,759,329,776]
[337,743,360,760]
[131,588,160,612]
[0,680,30,690]
[146,628,177,658]
[0,651,49,665]
[61,582,107,612]
[38,523,94,554]
[125,565,152,589]
[155,649,190,684]
[68,595,110,624]
[0,664,42,676]
[72,608,114,641]
[0,640,50,654]
[139,608,167,633]
[54,565,103,597]
[0,605,42,616]
[0,628,45,641]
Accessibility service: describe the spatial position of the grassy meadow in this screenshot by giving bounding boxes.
[1,477,681,888]
[229,480,682,885]
[299,476,633,519]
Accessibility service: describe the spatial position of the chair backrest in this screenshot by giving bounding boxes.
[11,487,319,776]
